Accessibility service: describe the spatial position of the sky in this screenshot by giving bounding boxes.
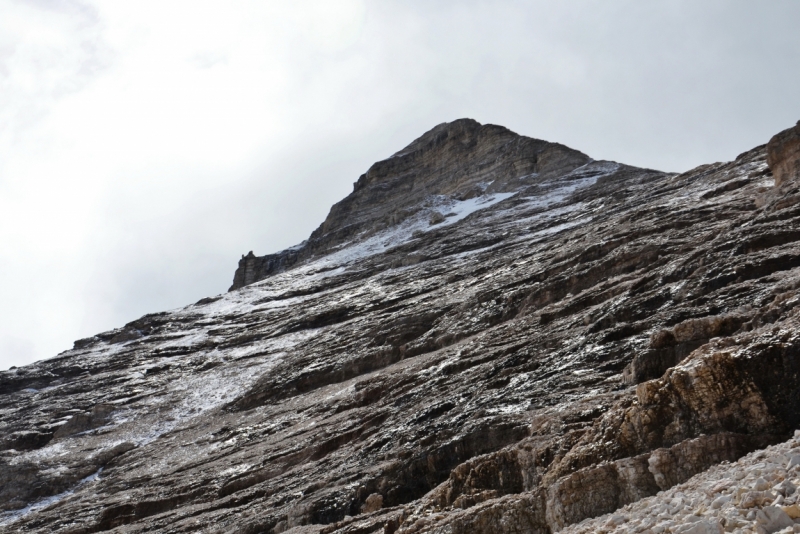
[1,0,800,370]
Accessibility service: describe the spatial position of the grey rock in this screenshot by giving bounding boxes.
[681,520,723,534]
[757,506,795,533]
[3,119,800,533]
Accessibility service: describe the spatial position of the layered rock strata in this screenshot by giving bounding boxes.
[230,119,590,289]
[2,119,800,533]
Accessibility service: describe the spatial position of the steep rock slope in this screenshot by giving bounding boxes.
[230,119,590,289]
[2,120,800,533]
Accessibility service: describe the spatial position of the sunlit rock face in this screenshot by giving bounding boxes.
[3,119,800,534]
[768,121,800,187]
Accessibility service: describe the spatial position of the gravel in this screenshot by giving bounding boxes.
[563,431,800,534]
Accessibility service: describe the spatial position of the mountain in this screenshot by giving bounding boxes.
[230,119,592,289]
[2,119,800,533]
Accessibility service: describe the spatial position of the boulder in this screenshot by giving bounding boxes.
[755,506,794,533]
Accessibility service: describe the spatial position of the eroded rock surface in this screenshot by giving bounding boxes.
[2,119,800,533]
[768,121,800,187]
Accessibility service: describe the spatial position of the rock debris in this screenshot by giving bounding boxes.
[563,431,800,534]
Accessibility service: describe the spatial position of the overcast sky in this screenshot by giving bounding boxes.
[1,0,799,370]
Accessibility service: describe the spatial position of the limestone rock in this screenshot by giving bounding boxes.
[3,119,800,533]
[756,506,794,533]
[229,119,591,290]
[560,433,800,533]
[767,121,800,186]
[782,504,800,519]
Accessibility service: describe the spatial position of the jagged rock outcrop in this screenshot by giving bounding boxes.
[768,121,800,186]
[2,119,800,533]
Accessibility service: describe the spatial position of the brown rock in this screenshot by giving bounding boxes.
[740,490,775,508]
[360,493,383,513]
[782,504,800,519]
[767,120,800,186]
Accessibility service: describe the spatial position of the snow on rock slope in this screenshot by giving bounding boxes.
[2,119,800,533]
[229,118,595,289]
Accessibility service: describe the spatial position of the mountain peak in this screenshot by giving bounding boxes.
[230,119,592,290]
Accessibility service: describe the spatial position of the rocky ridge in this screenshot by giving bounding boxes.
[1,119,800,533]
[230,119,591,289]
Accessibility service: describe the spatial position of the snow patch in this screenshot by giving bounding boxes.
[294,191,520,273]
[431,192,517,227]
[0,468,102,527]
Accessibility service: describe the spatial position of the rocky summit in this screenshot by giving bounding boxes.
[3,118,800,534]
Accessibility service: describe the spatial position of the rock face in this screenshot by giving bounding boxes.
[768,121,800,186]
[229,119,590,290]
[2,119,800,533]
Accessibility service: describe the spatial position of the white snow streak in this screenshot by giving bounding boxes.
[0,468,102,527]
